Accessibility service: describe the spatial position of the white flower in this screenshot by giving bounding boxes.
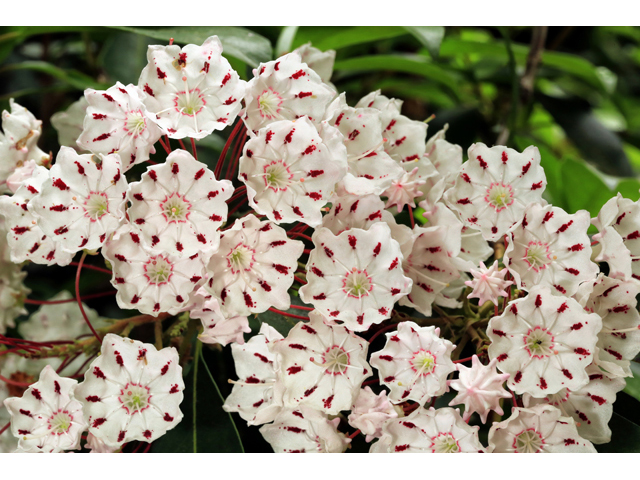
[18,291,104,342]
[205,214,304,316]
[465,260,513,306]
[0,99,49,193]
[488,404,596,452]
[3,365,86,453]
[138,35,245,139]
[0,166,73,266]
[444,143,546,241]
[238,117,347,227]
[448,355,511,423]
[347,387,398,442]
[299,223,412,331]
[273,311,371,414]
[102,224,207,315]
[575,274,640,377]
[523,363,625,444]
[487,286,602,397]
[292,43,336,84]
[190,287,250,346]
[50,95,89,152]
[259,406,349,453]
[29,147,128,254]
[77,82,163,170]
[370,407,485,453]
[398,223,464,317]
[6,159,37,194]
[242,52,336,133]
[504,203,598,296]
[223,323,284,425]
[75,334,185,447]
[326,99,404,196]
[127,149,233,257]
[370,322,456,405]
[592,193,640,284]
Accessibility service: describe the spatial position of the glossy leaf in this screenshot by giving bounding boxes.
[404,26,445,58]
[110,26,272,67]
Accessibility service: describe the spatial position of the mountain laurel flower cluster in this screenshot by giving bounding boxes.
[1,33,640,454]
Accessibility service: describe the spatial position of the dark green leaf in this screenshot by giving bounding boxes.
[311,26,407,51]
[334,54,459,91]
[0,61,109,91]
[403,26,445,59]
[109,26,272,68]
[596,412,640,452]
[560,158,613,217]
[100,32,154,85]
[255,295,311,337]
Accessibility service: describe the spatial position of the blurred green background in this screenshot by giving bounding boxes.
[3,25,640,452]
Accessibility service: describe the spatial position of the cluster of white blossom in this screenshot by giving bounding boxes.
[0,34,639,454]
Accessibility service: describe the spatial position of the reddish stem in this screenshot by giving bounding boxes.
[25,290,116,305]
[453,356,475,364]
[0,373,32,387]
[225,128,245,180]
[293,275,307,285]
[287,231,313,243]
[362,378,379,386]
[348,429,361,440]
[143,443,152,453]
[289,304,313,311]
[69,262,112,275]
[157,136,171,155]
[190,138,198,161]
[408,205,415,229]
[268,308,309,321]
[303,249,312,255]
[178,139,187,151]
[368,322,398,345]
[164,135,173,152]
[76,253,102,343]
[0,421,10,436]
[216,120,244,179]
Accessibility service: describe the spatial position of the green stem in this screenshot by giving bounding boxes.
[198,346,245,453]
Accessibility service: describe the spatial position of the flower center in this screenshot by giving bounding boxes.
[523,240,552,272]
[119,383,151,414]
[257,87,283,119]
[48,409,73,435]
[83,192,109,221]
[342,268,372,298]
[227,243,255,275]
[431,433,460,453]
[263,160,293,191]
[161,192,191,223]
[411,350,437,376]
[144,255,173,285]
[485,182,514,211]
[174,88,206,116]
[513,428,545,453]
[323,346,350,375]
[125,110,147,137]
[524,326,555,358]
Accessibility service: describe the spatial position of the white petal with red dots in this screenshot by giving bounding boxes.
[74,334,185,448]
[127,149,233,257]
[138,35,245,139]
[370,322,456,405]
[487,286,602,397]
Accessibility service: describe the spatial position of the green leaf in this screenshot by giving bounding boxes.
[403,26,445,59]
[0,61,109,91]
[275,26,299,57]
[310,26,407,51]
[560,158,613,217]
[334,54,459,91]
[439,37,608,92]
[596,412,640,452]
[152,347,243,453]
[255,295,311,337]
[616,178,640,202]
[109,26,272,68]
[624,362,640,402]
[99,32,154,85]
